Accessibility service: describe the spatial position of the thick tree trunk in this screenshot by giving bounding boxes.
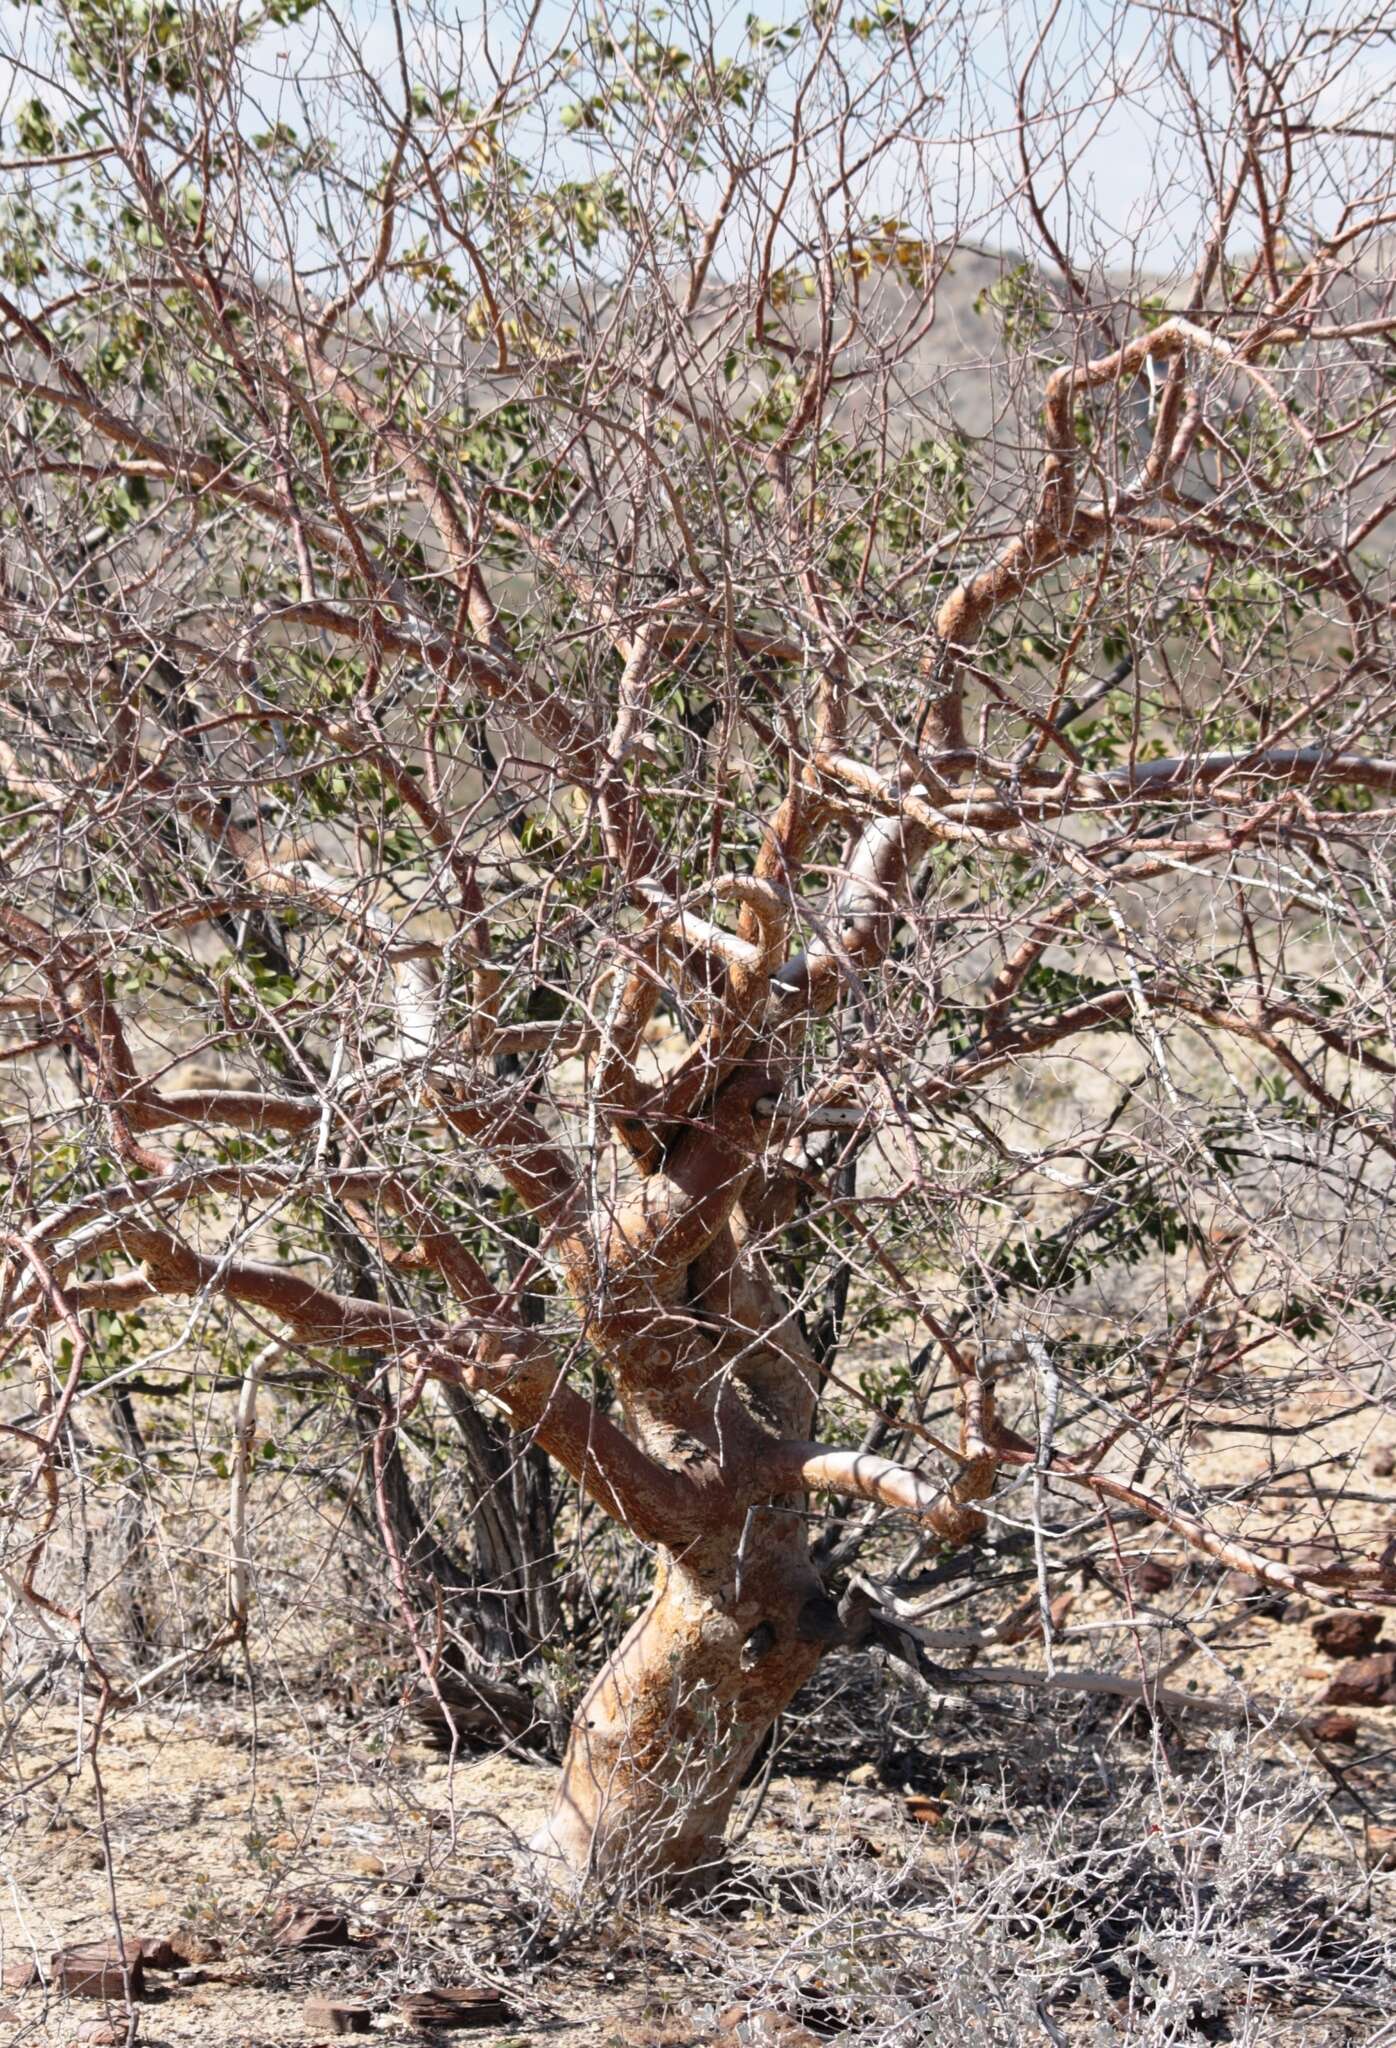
[533,1512,828,1883]
[528,898,934,1883]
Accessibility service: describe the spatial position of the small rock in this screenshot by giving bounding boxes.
[904,1794,944,1827]
[51,1945,145,2000]
[398,1985,513,2029]
[1313,1612,1384,1660]
[1323,1651,1396,1707]
[349,1853,385,1877]
[304,1995,372,2035]
[75,2022,125,2046]
[436,1985,514,2025]
[131,1936,180,1971]
[844,1761,879,1788]
[175,1967,207,1987]
[1,1958,38,1991]
[269,1904,350,1951]
[1307,1710,1360,1745]
[1124,1559,1175,1598]
[1371,1447,1395,1479]
[406,1672,534,1752]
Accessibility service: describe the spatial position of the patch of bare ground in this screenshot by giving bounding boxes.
[4,1632,1393,2048]
[3,1329,1394,2046]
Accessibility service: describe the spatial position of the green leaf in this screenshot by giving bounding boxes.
[14,99,57,156]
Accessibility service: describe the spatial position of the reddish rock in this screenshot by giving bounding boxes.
[1322,1651,1396,1707]
[1312,1611,1384,1659]
[51,1945,145,2000]
[75,2022,126,2046]
[304,1995,371,2035]
[1,1958,39,1990]
[398,1986,513,2029]
[1127,1559,1175,1598]
[904,1794,944,1827]
[131,1936,181,1970]
[1307,1710,1360,1745]
[269,1904,350,1952]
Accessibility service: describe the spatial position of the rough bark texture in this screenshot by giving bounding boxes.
[536,1537,826,1881]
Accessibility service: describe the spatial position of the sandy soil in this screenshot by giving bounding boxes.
[5,1561,1395,2048]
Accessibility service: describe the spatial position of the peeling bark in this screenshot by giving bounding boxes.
[535,1518,826,1881]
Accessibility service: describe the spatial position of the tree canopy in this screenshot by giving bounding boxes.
[3,0,1396,1882]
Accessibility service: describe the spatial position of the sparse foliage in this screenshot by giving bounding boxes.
[2,0,1396,1918]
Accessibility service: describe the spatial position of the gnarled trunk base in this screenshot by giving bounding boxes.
[533,1524,826,1883]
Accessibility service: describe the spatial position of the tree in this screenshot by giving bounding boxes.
[2,0,1395,1886]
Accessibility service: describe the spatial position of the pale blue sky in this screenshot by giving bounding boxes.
[3,0,1393,282]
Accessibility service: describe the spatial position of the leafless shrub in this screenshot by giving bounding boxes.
[678,1720,1392,2046]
